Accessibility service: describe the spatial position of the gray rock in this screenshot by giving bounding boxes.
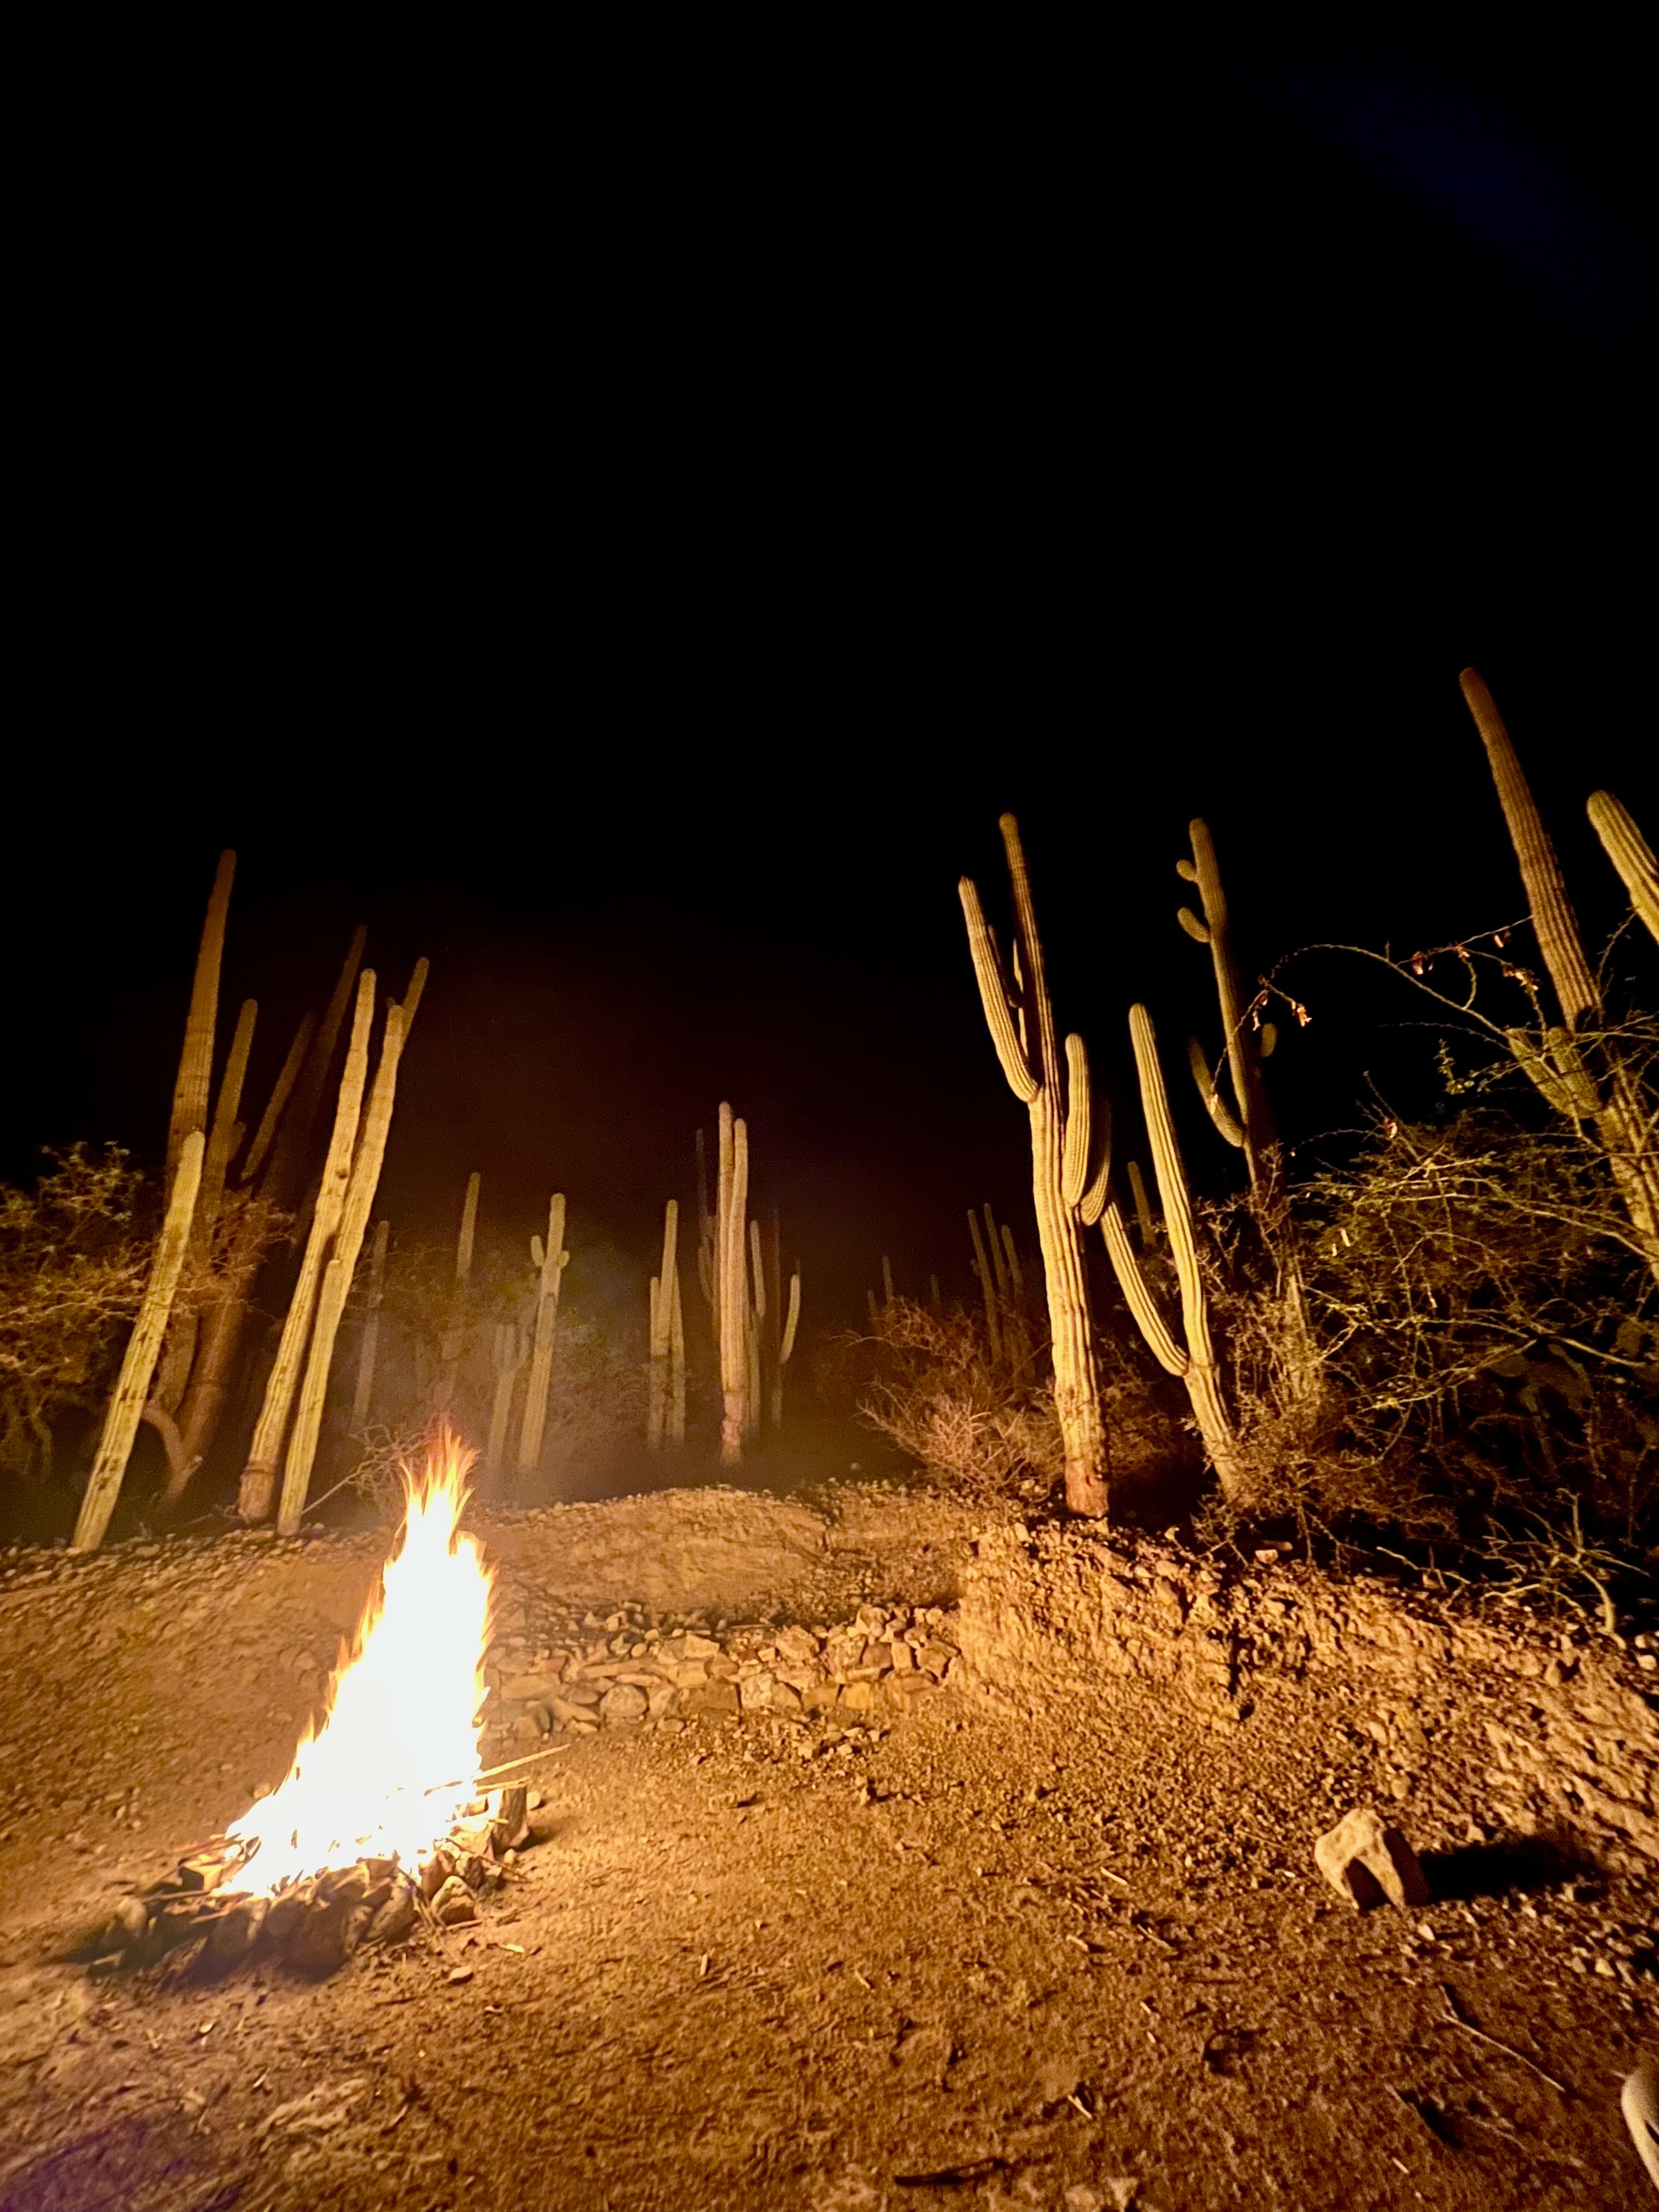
[600,1683,649,1726]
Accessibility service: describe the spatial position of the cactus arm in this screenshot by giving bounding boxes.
[1461,668,1600,1028]
[1132,1005,1211,1356]
[1589,789,1659,947]
[1505,1028,1579,1116]
[753,1220,768,1318]
[1101,1199,1187,1376]
[399,957,428,1026]
[1077,1095,1112,1226]
[959,876,1038,1102]
[997,814,1064,1098]
[1177,907,1210,943]
[1060,1034,1092,1206]
[1189,819,1278,1194]
[1127,1159,1158,1246]
[1187,1035,1245,1148]
[780,1266,801,1364]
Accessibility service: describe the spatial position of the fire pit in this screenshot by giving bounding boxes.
[90,1428,531,1978]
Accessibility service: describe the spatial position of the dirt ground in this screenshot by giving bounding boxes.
[1,1482,1654,2211]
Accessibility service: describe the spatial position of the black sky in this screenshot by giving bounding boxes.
[8,25,1655,1329]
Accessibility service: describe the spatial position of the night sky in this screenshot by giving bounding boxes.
[9,26,1654,1335]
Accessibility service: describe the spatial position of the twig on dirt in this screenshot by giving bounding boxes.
[895,2155,1008,2187]
[1437,1983,1567,2094]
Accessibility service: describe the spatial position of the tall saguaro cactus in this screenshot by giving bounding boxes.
[238,972,377,1520]
[70,1132,206,1551]
[716,1103,750,1465]
[960,815,1110,1514]
[350,1218,391,1431]
[165,853,236,1191]
[1463,670,1659,1282]
[1102,1006,1246,1499]
[1176,820,1279,1204]
[277,961,427,1534]
[518,1194,569,1474]
[647,1199,680,1448]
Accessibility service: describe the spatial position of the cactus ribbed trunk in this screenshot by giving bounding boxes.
[518,1195,568,1475]
[960,815,1107,1514]
[487,1322,524,1474]
[238,972,377,1521]
[166,853,235,1192]
[71,1132,206,1551]
[718,1107,749,1465]
[439,1171,481,1409]
[647,1200,679,1448]
[668,1263,686,1445]
[278,967,424,1534]
[350,1218,391,1431]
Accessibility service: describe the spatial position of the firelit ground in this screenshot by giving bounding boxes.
[0,1484,1654,2211]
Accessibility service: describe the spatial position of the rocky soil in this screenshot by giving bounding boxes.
[1,1482,1655,2210]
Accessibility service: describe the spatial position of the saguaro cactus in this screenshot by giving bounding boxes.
[1102,1006,1246,1499]
[668,1262,687,1445]
[716,1103,750,1464]
[487,1321,527,1473]
[70,1132,206,1551]
[439,1171,481,1408]
[278,961,427,1534]
[1463,670,1659,1282]
[349,1219,391,1431]
[1176,820,1279,1203]
[165,853,236,1191]
[960,815,1110,1514]
[238,972,377,1520]
[647,1199,680,1448]
[518,1194,569,1474]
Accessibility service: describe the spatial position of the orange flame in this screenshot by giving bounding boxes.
[228,1426,492,1894]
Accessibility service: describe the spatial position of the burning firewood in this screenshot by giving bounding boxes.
[87,1424,528,1981]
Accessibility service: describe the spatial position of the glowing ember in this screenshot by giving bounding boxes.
[227,1426,492,1895]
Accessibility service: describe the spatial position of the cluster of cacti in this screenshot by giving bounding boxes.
[960,816,1112,1514]
[1463,670,1659,1285]
[692,1107,799,1462]
[964,1203,1036,1376]
[70,857,424,1550]
[646,1199,686,1448]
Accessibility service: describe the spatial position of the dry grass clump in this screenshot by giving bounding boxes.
[0,1148,150,1488]
[1204,1101,1659,1617]
[854,1297,1186,1504]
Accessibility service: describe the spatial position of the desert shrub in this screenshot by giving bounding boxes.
[856,1297,1064,1497]
[0,1147,149,1486]
[1206,1105,1658,1612]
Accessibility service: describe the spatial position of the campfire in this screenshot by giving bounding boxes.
[95,1428,533,1977]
